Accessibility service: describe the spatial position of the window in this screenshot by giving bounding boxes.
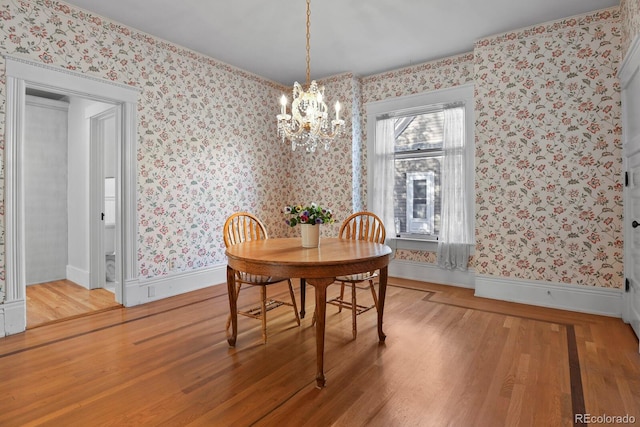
[366,85,474,252]
[393,109,447,240]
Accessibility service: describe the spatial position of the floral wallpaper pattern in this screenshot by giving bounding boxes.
[0,0,291,283]
[474,8,623,287]
[0,0,630,302]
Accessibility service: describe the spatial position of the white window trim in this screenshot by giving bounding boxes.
[366,84,475,252]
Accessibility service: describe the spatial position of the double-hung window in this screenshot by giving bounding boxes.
[366,84,474,267]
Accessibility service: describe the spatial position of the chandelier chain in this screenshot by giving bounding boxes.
[306,0,311,86]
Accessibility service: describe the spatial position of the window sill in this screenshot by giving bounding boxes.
[389,238,476,255]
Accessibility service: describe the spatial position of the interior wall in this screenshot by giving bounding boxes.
[103,113,116,179]
[65,96,116,288]
[66,97,93,286]
[360,7,623,290]
[24,96,69,285]
[1,0,291,286]
[0,0,628,302]
[473,8,622,288]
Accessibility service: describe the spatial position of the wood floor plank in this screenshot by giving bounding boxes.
[26,279,121,329]
[0,278,638,426]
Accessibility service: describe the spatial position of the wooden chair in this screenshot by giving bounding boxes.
[223,212,300,343]
[326,211,386,339]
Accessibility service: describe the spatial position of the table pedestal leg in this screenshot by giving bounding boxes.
[377,266,388,342]
[226,266,238,347]
[307,277,335,388]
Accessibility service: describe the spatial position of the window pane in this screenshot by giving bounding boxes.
[413,179,427,199]
[394,110,444,152]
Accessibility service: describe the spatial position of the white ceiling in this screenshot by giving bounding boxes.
[64,0,619,86]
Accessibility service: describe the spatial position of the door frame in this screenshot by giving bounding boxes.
[89,106,119,292]
[2,55,139,335]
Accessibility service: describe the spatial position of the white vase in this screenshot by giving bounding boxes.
[300,224,320,248]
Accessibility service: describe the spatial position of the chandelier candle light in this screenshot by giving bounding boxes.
[277,0,345,152]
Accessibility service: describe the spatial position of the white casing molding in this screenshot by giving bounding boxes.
[475,275,623,318]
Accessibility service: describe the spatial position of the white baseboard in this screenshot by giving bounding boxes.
[124,264,227,307]
[475,275,623,317]
[66,265,90,289]
[0,262,623,337]
[389,259,475,289]
[0,299,26,336]
[0,265,226,336]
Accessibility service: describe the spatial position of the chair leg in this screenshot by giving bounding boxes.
[369,279,379,311]
[286,280,301,326]
[337,282,346,313]
[226,283,242,331]
[260,286,267,344]
[351,282,357,339]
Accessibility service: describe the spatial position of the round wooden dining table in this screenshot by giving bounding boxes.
[225,237,393,388]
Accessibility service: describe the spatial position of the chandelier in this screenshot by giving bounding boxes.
[277,0,345,152]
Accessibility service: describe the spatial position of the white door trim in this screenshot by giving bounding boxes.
[2,55,139,335]
[89,107,118,291]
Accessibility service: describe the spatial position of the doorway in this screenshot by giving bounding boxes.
[3,56,139,336]
[23,91,121,328]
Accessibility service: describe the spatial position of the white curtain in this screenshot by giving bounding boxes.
[371,118,395,235]
[437,107,473,270]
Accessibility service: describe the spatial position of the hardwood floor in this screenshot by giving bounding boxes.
[26,279,121,329]
[1,278,638,426]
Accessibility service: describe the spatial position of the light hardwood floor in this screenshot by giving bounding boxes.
[1,278,639,426]
[26,279,121,329]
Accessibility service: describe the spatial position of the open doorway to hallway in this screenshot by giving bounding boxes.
[3,56,138,337]
[22,90,121,328]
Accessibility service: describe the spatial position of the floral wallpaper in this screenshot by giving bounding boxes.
[360,8,624,289]
[474,8,623,287]
[0,0,291,284]
[0,0,629,303]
